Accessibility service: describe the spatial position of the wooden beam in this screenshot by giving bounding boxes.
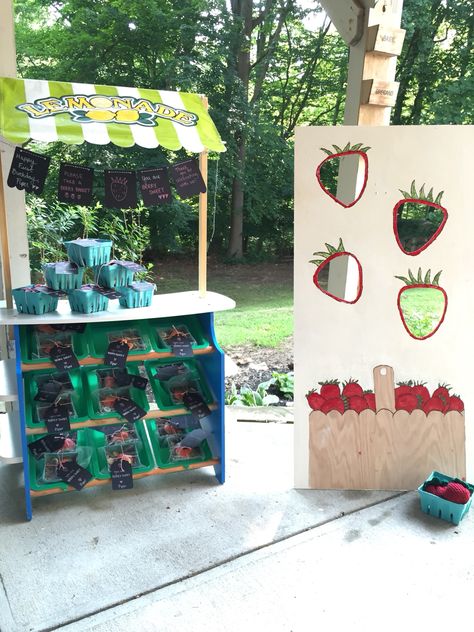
[0,160,12,308]
[317,0,375,46]
[198,96,209,298]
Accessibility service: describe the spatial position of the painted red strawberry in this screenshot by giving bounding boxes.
[395,393,419,412]
[363,391,376,411]
[316,142,370,208]
[318,380,340,400]
[348,395,369,413]
[395,381,413,398]
[342,379,364,398]
[433,383,451,405]
[412,382,430,405]
[320,397,345,414]
[306,390,325,411]
[422,396,445,414]
[310,239,363,304]
[395,268,447,340]
[446,395,464,413]
[442,482,471,504]
[394,181,448,255]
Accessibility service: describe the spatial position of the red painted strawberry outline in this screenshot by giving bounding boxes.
[395,268,448,340]
[309,239,363,304]
[316,142,370,208]
[393,181,448,256]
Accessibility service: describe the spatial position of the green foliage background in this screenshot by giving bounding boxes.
[13,0,474,270]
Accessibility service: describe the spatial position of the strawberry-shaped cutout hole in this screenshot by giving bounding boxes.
[396,268,447,340]
[316,143,370,208]
[310,239,363,304]
[394,181,448,255]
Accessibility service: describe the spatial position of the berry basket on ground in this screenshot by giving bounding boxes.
[418,470,473,525]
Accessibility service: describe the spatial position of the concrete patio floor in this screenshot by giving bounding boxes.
[0,410,472,632]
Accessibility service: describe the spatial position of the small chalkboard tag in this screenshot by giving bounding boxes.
[113,398,147,422]
[105,341,129,368]
[50,345,79,371]
[105,169,137,209]
[113,369,132,387]
[170,159,206,199]
[54,262,79,275]
[117,261,145,273]
[96,287,122,299]
[139,167,172,206]
[170,335,193,358]
[110,459,133,490]
[57,460,92,491]
[34,380,62,403]
[51,323,86,333]
[45,404,71,433]
[154,363,186,381]
[58,163,94,204]
[28,434,66,460]
[7,147,51,194]
[183,392,211,420]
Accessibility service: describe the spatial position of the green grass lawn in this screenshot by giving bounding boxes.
[155,260,293,348]
[399,287,445,338]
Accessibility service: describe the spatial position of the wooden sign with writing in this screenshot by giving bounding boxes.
[366,25,406,57]
[360,79,399,107]
[7,147,50,194]
[58,163,94,204]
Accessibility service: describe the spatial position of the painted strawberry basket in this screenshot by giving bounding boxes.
[308,365,465,490]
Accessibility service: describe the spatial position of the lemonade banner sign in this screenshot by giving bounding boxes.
[0,77,226,152]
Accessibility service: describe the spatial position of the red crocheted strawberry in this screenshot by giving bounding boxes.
[443,482,471,505]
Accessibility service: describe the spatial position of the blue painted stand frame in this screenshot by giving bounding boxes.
[13,312,226,521]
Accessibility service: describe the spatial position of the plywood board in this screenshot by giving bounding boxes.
[295,125,474,489]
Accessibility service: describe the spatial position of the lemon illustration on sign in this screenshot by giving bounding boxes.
[115,109,140,123]
[85,110,115,122]
[89,96,113,109]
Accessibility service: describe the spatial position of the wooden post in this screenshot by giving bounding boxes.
[198,96,209,298]
[0,159,12,308]
[335,0,405,205]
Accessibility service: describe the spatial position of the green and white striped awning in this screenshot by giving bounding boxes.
[0,77,225,152]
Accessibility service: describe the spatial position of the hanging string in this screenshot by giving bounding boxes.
[208,154,220,250]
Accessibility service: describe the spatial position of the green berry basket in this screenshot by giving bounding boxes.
[12,286,59,315]
[68,285,109,314]
[93,262,135,289]
[24,369,88,430]
[64,238,112,267]
[418,470,474,525]
[144,358,213,412]
[147,419,212,469]
[118,282,155,309]
[83,363,150,420]
[87,321,153,358]
[28,429,94,492]
[88,421,154,480]
[148,316,209,353]
[19,324,90,366]
[43,262,85,291]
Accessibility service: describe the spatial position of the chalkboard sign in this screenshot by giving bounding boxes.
[7,147,50,194]
[170,159,206,199]
[105,169,137,208]
[58,163,94,204]
[139,167,172,206]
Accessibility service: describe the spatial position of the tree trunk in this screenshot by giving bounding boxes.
[227,0,253,260]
